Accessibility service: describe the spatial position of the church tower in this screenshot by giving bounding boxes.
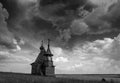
[31,40,55,76]
[44,39,55,76]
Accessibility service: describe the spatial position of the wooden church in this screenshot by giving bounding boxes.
[31,40,55,76]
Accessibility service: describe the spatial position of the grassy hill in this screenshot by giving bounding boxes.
[0,72,119,83]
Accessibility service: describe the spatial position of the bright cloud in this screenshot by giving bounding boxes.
[52,34,120,74]
[54,57,69,63]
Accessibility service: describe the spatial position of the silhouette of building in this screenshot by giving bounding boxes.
[31,40,55,76]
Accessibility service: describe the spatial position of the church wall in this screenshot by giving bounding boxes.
[45,66,55,76]
[31,64,37,75]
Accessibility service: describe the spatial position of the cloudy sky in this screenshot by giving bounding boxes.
[0,0,120,74]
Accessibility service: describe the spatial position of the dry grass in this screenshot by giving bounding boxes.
[0,72,119,83]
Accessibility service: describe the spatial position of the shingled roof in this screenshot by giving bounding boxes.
[32,41,46,64]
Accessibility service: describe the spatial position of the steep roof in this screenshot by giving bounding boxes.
[33,41,46,64]
[47,44,52,54]
[35,47,46,63]
[46,39,53,56]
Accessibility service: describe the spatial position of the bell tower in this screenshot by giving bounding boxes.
[44,39,55,76]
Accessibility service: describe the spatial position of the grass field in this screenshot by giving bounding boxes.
[0,72,120,83]
[57,74,120,83]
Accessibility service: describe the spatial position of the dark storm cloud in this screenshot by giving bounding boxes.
[0,3,14,49]
[0,0,96,48]
[36,0,120,46]
[0,0,29,29]
[39,0,94,17]
[34,0,96,45]
[1,0,119,49]
[0,0,19,18]
[101,1,120,30]
[0,2,22,51]
[83,1,120,36]
[37,0,96,41]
